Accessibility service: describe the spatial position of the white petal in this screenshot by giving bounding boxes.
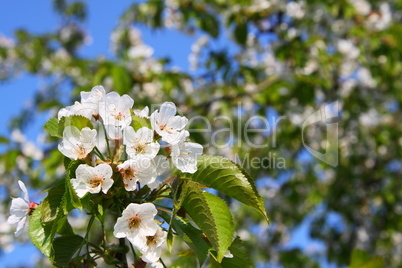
[18,180,29,202]
[113,217,128,238]
[73,183,89,198]
[9,198,29,220]
[120,94,134,109]
[14,215,27,237]
[94,164,113,179]
[101,177,114,194]
[158,102,177,125]
[75,164,94,182]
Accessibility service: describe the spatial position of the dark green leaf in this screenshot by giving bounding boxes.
[53,234,84,267]
[181,181,235,262]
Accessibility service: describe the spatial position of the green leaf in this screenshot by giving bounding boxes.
[161,211,212,265]
[53,234,84,267]
[349,249,384,268]
[131,113,151,131]
[29,204,55,258]
[63,161,82,213]
[111,65,132,94]
[41,179,66,223]
[181,181,235,262]
[0,136,9,144]
[44,118,60,138]
[58,115,94,137]
[234,22,247,45]
[56,217,75,236]
[219,237,252,268]
[180,155,269,223]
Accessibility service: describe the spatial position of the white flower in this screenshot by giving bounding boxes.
[117,157,157,191]
[70,164,114,198]
[58,126,97,160]
[170,131,203,174]
[337,39,360,59]
[58,101,93,120]
[11,129,25,143]
[134,106,150,118]
[22,141,44,160]
[145,262,163,268]
[349,0,371,16]
[113,203,159,246]
[8,181,31,237]
[128,44,154,59]
[99,92,134,128]
[150,102,188,144]
[286,2,305,19]
[124,127,160,159]
[137,226,167,263]
[80,85,106,116]
[366,3,392,31]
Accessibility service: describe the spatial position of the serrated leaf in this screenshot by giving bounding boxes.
[53,234,84,267]
[179,155,268,223]
[41,179,66,223]
[181,181,234,262]
[44,118,60,138]
[63,161,82,213]
[161,211,212,265]
[56,216,74,236]
[29,205,55,258]
[58,115,93,137]
[219,237,252,268]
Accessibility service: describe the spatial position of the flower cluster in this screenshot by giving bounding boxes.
[57,85,202,264]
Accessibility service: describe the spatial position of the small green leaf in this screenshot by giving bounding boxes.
[130,110,151,131]
[44,118,60,138]
[58,115,93,137]
[0,136,9,144]
[179,155,269,223]
[181,181,235,262]
[349,249,384,268]
[29,204,55,258]
[112,65,132,94]
[234,22,247,45]
[53,234,84,267]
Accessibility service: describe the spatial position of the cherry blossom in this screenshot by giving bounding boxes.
[113,203,159,245]
[99,92,134,128]
[124,126,160,159]
[137,226,167,263]
[7,181,35,237]
[117,157,157,191]
[58,101,93,120]
[80,85,106,117]
[70,164,114,198]
[150,102,188,144]
[58,126,97,160]
[170,131,203,173]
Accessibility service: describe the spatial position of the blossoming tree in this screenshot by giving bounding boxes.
[1,0,402,267]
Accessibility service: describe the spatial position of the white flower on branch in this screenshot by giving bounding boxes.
[58,126,97,160]
[113,203,159,246]
[150,102,188,144]
[99,92,134,128]
[70,164,114,198]
[124,126,160,159]
[117,157,158,191]
[170,131,203,174]
[80,85,106,117]
[8,181,36,237]
[137,226,167,263]
[58,101,93,120]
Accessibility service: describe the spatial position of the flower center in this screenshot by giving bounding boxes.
[114,111,124,121]
[133,143,147,154]
[128,215,141,228]
[146,235,157,245]
[89,176,103,187]
[160,124,172,133]
[76,146,87,158]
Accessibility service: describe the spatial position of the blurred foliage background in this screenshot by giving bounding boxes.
[0,0,401,267]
